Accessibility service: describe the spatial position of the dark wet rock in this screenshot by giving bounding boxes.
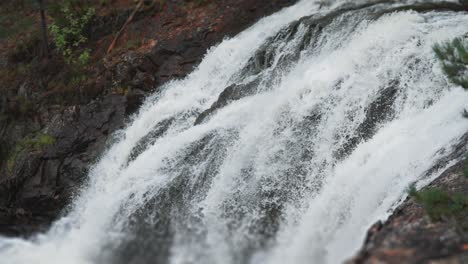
[379,1,468,16]
[0,0,299,238]
[195,80,259,125]
[127,117,175,164]
[0,95,127,237]
[125,88,147,115]
[95,0,300,100]
[335,83,399,160]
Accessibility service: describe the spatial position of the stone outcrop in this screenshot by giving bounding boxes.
[350,133,468,264]
[0,0,297,237]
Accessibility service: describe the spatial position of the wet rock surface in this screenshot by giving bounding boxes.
[0,2,467,263]
[0,95,127,236]
[350,133,468,264]
[0,0,297,237]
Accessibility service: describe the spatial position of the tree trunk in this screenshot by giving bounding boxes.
[38,0,49,59]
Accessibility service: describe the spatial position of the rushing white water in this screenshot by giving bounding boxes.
[1,1,467,264]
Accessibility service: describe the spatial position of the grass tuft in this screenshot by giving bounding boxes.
[408,184,468,228]
[5,132,56,173]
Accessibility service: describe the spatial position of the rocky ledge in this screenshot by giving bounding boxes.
[0,0,296,237]
[351,134,468,264]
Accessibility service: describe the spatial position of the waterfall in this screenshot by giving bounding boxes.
[1,0,467,263]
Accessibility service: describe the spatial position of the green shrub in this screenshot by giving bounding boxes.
[407,183,418,198]
[408,184,468,223]
[434,37,468,89]
[434,37,468,117]
[77,49,91,65]
[34,133,56,147]
[6,132,56,173]
[49,0,95,65]
[125,39,141,50]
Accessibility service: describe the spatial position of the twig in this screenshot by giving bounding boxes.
[107,0,144,54]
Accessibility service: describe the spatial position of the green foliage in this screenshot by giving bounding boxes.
[407,183,418,198]
[125,39,141,50]
[77,49,91,65]
[408,184,468,225]
[100,0,109,6]
[35,133,56,147]
[71,76,86,87]
[49,0,95,65]
[433,37,468,89]
[6,132,56,173]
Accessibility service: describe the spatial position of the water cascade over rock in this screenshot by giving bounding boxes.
[1,0,468,263]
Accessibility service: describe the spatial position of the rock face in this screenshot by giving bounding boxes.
[0,95,127,236]
[0,0,297,237]
[350,134,468,264]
